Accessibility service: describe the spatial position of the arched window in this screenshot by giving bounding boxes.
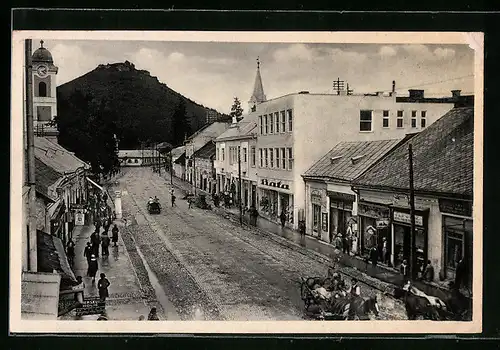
[39,82,47,97]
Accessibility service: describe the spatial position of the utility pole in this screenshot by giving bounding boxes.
[26,39,37,271]
[170,149,173,185]
[408,144,417,280]
[238,145,243,225]
[193,155,197,195]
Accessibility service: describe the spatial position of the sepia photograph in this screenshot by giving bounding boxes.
[10,31,483,334]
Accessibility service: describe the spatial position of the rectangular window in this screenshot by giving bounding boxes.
[275,148,280,169]
[251,146,256,167]
[270,148,274,168]
[216,148,219,161]
[269,114,274,134]
[281,148,286,169]
[287,109,293,132]
[287,147,293,170]
[359,110,373,131]
[313,204,321,232]
[397,110,404,128]
[243,147,247,163]
[280,111,286,133]
[265,149,268,168]
[411,116,417,128]
[259,148,263,167]
[275,112,280,133]
[412,110,417,118]
[264,115,268,134]
[383,110,389,128]
[259,116,263,135]
[421,111,427,128]
[221,148,225,161]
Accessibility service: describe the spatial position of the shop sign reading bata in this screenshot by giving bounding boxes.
[393,211,424,227]
[260,178,290,190]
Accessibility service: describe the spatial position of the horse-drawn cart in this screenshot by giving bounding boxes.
[300,275,379,320]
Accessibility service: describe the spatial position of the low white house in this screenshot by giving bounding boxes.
[118,149,161,167]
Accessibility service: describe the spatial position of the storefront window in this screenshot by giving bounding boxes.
[313,204,321,232]
[444,216,472,274]
[362,216,377,254]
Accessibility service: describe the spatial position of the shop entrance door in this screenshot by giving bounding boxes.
[394,224,410,268]
[251,184,256,208]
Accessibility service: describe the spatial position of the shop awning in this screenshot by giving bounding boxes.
[86,177,104,191]
[21,271,61,320]
[37,230,78,289]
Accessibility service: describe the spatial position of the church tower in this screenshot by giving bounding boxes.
[248,57,266,112]
[32,40,59,140]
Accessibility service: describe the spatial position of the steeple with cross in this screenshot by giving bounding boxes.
[248,56,266,112]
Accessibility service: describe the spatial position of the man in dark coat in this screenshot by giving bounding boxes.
[279,210,286,228]
[88,254,98,282]
[98,273,110,301]
[66,238,76,266]
[111,224,119,247]
[101,233,111,256]
[455,257,467,290]
[90,232,101,257]
[147,307,160,320]
[370,246,378,267]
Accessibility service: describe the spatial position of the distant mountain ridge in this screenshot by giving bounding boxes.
[56,60,230,149]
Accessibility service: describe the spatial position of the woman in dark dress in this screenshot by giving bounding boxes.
[88,254,98,282]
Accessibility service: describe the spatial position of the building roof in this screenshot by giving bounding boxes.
[216,121,257,141]
[34,137,88,174]
[186,121,230,142]
[174,152,186,165]
[249,60,266,104]
[118,149,160,158]
[353,107,474,197]
[303,138,405,182]
[35,157,62,200]
[171,146,186,159]
[193,141,216,159]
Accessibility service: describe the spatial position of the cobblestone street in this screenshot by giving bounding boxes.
[112,167,407,321]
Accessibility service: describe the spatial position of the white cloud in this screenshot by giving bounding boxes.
[327,48,367,64]
[379,45,397,57]
[167,51,185,63]
[434,47,455,59]
[273,44,315,62]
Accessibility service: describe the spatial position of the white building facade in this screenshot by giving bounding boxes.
[254,92,455,230]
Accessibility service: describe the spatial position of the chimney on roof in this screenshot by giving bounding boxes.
[451,90,461,98]
[392,80,396,93]
[408,89,424,99]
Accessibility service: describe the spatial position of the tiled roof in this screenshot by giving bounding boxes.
[186,121,230,141]
[171,146,186,158]
[353,107,474,197]
[193,141,216,159]
[118,149,160,158]
[34,137,88,173]
[35,157,62,199]
[303,138,405,181]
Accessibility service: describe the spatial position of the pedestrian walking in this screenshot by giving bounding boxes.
[101,233,111,256]
[111,224,119,247]
[454,257,467,290]
[66,238,76,267]
[188,196,193,209]
[90,232,101,257]
[370,246,378,267]
[147,307,160,320]
[400,259,409,285]
[171,194,176,207]
[83,242,93,276]
[342,234,349,254]
[421,259,435,282]
[381,237,388,264]
[88,254,98,282]
[98,273,110,301]
[279,210,286,228]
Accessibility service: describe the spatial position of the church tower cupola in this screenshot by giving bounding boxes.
[248,57,266,112]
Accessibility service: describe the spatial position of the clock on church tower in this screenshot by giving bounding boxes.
[31,40,59,140]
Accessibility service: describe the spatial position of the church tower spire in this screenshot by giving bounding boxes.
[248,57,266,112]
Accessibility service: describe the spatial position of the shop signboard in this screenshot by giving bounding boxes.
[321,212,328,232]
[260,178,291,191]
[438,199,472,217]
[357,202,390,219]
[75,297,106,316]
[376,218,389,229]
[393,211,424,227]
[75,212,85,226]
[327,191,356,202]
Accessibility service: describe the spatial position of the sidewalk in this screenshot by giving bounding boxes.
[59,222,154,320]
[164,171,467,301]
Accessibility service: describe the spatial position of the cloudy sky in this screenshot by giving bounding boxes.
[37,40,474,114]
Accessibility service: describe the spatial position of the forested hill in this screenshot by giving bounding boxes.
[56,60,229,150]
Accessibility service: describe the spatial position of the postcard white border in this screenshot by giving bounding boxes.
[10,30,483,334]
